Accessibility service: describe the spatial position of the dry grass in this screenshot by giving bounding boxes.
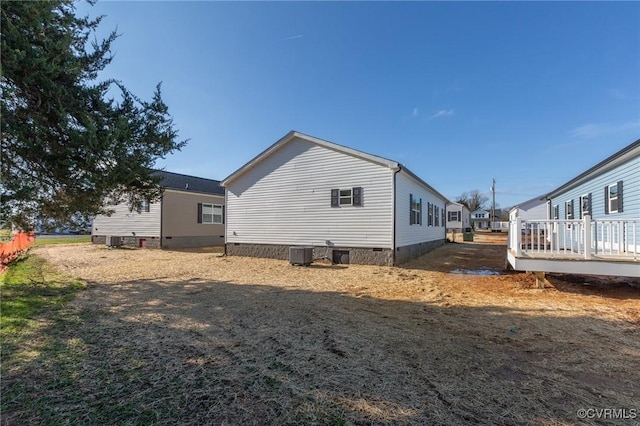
[2,236,639,425]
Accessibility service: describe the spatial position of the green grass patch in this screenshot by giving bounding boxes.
[32,236,91,247]
[1,254,87,423]
[1,254,85,353]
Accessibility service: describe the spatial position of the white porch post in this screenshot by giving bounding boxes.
[618,221,624,254]
[516,217,522,257]
[584,214,592,260]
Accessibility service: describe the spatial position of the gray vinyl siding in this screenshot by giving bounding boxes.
[92,201,161,237]
[395,170,447,248]
[225,137,394,248]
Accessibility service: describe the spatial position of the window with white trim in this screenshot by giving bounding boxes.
[606,182,623,214]
[136,200,150,213]
[580,193,591,218]
[200,203,223,224]
[448,211,460,222]
[553,205,559,220]
[340,189,353,205]
[434,205,440,227]
[410,194,422,225]
[565,200,574,220]
[331,187,362,207]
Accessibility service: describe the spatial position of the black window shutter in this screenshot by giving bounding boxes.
[578,197,582,217]
[352,187,362,206]
[427,203,434,226]
[617,181,623,212]
[197,203,202,223]
[430,203,433,226]
[222,205,225,224]
[587,193,592,216]
[604,186,609,214]
[331,189,339,207]
[419,198,423,225]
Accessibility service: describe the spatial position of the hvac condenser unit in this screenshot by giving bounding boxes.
[105,236,123,247]
[289,246,313,266]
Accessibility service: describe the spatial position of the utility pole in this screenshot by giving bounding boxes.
[491,178,496,231]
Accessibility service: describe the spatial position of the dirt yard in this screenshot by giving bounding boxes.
[5,234,639,425]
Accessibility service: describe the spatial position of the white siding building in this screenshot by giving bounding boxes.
[508,196,548,222]
[221,131,449,265]
[446,202,471,231]
[471,209,490,230]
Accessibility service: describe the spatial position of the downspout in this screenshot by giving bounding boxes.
[159,192,164,248]
[223,188,228,256]
[392,164,402,266]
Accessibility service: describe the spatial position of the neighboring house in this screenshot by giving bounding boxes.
[508,196,548,222]
[471,209,490,230]
[92,170,225,248]
[221,131,449,266]
[446,202,471,231]
[507,138,640,278]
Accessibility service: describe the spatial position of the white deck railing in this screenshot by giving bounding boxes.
[491,221,510,231]
[508,215,639,261]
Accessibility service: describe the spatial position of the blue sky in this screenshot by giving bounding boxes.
[75,1,640,209]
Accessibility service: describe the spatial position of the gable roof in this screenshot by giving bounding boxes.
[153,170,224,196]
[545,138,640,199]
[446,201,469,210]
[221,130,449,202]
[510,195,546,212]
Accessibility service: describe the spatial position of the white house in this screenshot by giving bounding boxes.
[508,196,547,222]
[507,138,640,278]
[92,171,225,248]
[446,202,471,231]
[221,131,449,266]
[471,209,490,230]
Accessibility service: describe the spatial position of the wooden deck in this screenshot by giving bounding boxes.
[507,216,640,277]
[507,249,640,277]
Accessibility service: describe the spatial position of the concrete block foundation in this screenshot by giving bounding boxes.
[226,240,445,266]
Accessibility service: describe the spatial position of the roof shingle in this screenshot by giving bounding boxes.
[153,170,224,195]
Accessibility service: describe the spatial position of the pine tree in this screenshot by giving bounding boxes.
[1,0,187,230]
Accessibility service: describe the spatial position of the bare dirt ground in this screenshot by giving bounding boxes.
[6,234,640,425]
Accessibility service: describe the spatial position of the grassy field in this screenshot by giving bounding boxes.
[1,236,89,423]
[1,254,86,381]
[1,238,638,425]
[33,235,91,247]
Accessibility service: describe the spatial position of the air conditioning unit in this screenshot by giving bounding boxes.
[289,246,313,266]
[105,236,123,247]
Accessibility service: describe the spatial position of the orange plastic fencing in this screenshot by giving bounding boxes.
[0,231,36,273]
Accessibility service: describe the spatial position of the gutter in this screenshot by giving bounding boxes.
[392,164,402,266]
[159,192,164,248]
[223,189,228,256]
